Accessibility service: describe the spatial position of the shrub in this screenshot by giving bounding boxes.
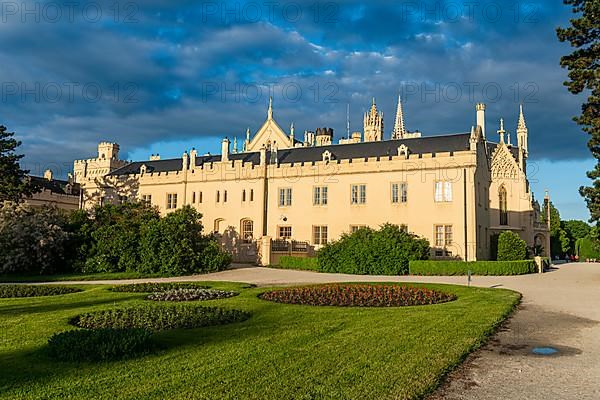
[276,256,319,271]
[496,231,528,261]
[409,260,537,276]
[575,237,600,260]
[0,284,82,298]
[259,284,456,307]
[73,304,250,331]
[147,288,238,302]
[83,203,160,273]
[47,328,155,362]
[110,282,210,293]
[317,224,429,275]
[139,207,231,275]
[0,202,71,275]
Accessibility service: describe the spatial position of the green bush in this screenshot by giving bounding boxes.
[73,304,250,331]
[409,260,537,276]
[317,224,430,275]
[0,284,82,298]
[47,328,155,362]
[496,231,527,261]
[277,256,319,271]
[139,207,231,275]
[110,282,210,293]
[575,237,600,260]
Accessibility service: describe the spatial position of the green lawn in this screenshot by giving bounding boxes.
[0,282,520,399]
[0,271,170,283]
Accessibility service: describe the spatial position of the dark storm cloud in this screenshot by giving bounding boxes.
[0,0,588,176]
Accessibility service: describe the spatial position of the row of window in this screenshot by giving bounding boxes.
[278,181,452,207]
[144,181,454,210]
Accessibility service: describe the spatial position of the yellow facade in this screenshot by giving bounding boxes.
[73,101,550,264]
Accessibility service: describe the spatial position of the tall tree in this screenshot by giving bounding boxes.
[557,0,600,222]
[0,125,36,202]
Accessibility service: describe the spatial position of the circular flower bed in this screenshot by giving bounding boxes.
[147,288,238,302]
[259,284,456,307]
[72,304,250,331]
[110,282,209,293]
[0,284,82,298]
[48,328,155,362]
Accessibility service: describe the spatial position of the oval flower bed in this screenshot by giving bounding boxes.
[110,282,210,293]
[0,284,82,298]
[72,304,250,331]
[147,288,238,302]
[259,284,456,307]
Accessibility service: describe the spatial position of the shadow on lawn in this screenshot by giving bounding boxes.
[0,314,260,396]
[0,294,143,316]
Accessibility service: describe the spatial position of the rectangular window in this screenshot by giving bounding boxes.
[242,190,246,202]
[351,184,366,204]
[313,186,328,205]
[279,188,292,206]
[242,220,254,243]
[141,194,152,204]
[199,191,203,203]
[216,191,220,203]
[391,183,407,204]
[434,224,453,247]
[166,193,178,209]
[313,225,328,245]
[192,192,196,204]
[435,181,452,202]
[278,226,292,239]
[250,189,254,202]
[350,225,366,233]
[224,190,228,203]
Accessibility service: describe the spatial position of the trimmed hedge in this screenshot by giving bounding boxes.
[72,304,250,331]
[409,260,537,276]
[318,224,430,275]
[110,282,210,293]
[47,328,155,362]
[575,237,600,260]
[0,284,82,298]
[497,231,528,261]
[277,256,319,271]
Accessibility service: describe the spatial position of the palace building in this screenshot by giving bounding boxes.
[72,97,551,264]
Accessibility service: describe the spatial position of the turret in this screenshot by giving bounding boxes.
[315,127,333,146]
[221,138,230,162]
[517,104,528,156]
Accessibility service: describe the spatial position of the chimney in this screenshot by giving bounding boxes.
[190,148,197,169]
[222,138,230,162]
[476,103,486,139]
[44,169,53,181]
[259,145,267,165]
[182,151,189,171]
[150,154,160,161]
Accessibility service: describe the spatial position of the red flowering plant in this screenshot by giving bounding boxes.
[259,284,456,307]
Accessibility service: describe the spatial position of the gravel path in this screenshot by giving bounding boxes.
[31,262,600,399]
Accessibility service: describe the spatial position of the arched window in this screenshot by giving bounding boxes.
[214,218,224,233]
[499,186,508,226]
[241,219,254,243]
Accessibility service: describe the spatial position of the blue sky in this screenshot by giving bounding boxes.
[0,0,592,220]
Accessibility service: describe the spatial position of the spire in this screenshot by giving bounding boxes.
[518,104,527,131]
[290,122,295,145]
[233,137,238,153]
[517,104,528,156]
[497,118,506,143]
[346,103,350,139]
[267,96,273,119]
[392,94,406,139]
[246,127,250,141]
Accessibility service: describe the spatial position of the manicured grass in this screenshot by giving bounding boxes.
[0,271,172,283]
[0,281,520,399]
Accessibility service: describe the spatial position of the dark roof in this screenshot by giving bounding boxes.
[30,176,81,196]
[109,132,472,176]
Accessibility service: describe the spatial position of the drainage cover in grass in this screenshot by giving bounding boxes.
[532,346,559,355]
